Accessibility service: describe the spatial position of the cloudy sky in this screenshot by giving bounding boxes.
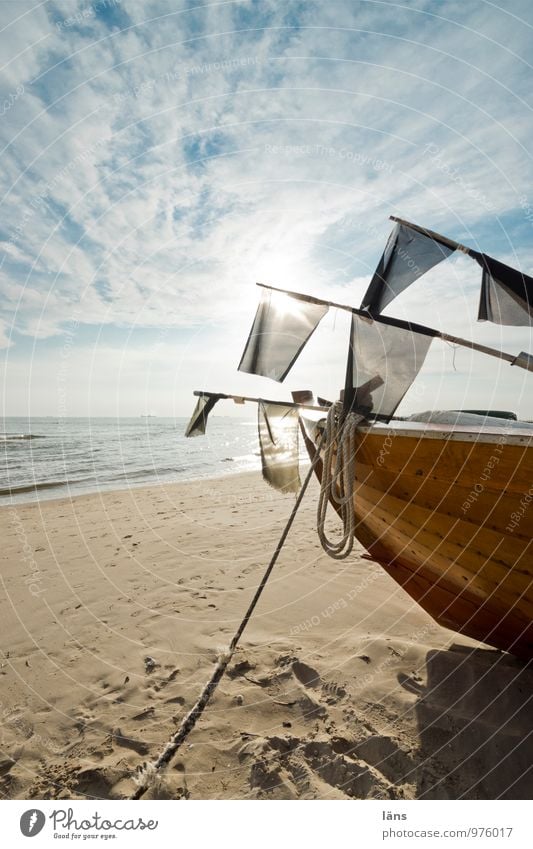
[1,0,533,418]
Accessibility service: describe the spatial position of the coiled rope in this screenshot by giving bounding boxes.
[317,403,364,559]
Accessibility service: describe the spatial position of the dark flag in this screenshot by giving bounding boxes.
[473,252,533,326]
[361,223,455,314]
[258,402,301,493]
[238,289,329,381]
[185,393,221,437]
[345,313,433,419]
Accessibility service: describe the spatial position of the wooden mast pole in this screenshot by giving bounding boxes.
[255,283,532,372]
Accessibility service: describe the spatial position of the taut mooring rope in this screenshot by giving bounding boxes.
[131,430,326,800]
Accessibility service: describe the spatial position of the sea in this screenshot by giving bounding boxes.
[0,416,264,505]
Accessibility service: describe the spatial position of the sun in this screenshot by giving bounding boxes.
[267,288,309,321]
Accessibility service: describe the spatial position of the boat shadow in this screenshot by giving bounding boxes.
[398,644,533,799]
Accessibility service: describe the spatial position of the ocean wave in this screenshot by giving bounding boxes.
[106,466,183,482]
[1,419,261,503]
[0,479,69,496]
[1,433,44,441]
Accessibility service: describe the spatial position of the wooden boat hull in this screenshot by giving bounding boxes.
[306,420,533,660]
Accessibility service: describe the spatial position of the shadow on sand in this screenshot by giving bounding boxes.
[398,644,533,799]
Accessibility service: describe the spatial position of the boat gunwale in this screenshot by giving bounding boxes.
[354,420,533,445]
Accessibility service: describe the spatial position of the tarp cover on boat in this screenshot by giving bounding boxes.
[473,251,533,326]
[238,289,329,381]
[361,223,455,314]
[406,410,533,429]
[185,393,221,437]
[258,402,301,493]
[346,314,433,418]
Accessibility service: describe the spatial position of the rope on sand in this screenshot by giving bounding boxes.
[130,430,326,800]
[317,403,364,560]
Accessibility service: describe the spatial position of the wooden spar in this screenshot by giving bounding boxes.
[193,390,403,424]
[256,282,533,372]
[388,215,473,255]
[192,389,330,412]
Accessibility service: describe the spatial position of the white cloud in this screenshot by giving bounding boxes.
[1,0,532,414]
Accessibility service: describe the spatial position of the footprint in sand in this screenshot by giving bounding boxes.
[351,735,415,784]
[152,667,180,693]
[112,728,150,755]
[74,766,121,799]
[131,707,155,721]
[227,658,256,679]
[0,757,16,777]
[241,734,394,800]
[397,672,424,696]
[321,681,347,702]
[292,661,321,689]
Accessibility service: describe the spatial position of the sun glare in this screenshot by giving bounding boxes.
[268,288,307,320]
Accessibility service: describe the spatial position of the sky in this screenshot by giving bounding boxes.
[1,0,533,419]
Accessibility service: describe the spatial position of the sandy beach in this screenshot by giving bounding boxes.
[1,471,532,800]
